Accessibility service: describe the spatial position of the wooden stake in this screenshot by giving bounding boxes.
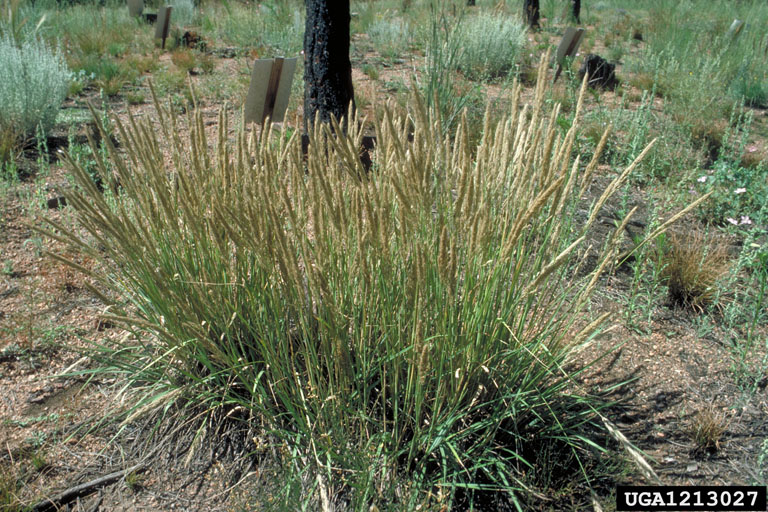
[127,0,143,17]
[262,57,284,124]
[554,27,585,82]
[154,6,172,49]
[244,58,298,125]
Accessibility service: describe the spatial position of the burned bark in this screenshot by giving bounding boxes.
[524,0,540,28]
[303,0,355,131]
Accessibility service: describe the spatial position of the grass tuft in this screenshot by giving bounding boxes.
[688,406,728,454]
[661,231,731,312]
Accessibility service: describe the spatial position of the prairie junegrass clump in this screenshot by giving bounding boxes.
[46,62,692,507]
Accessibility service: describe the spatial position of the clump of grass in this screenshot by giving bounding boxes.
[661,231,731,312]
[688,406,728,454]
[51,4,146,60]
[171,49,197,74]
[212,2,302,55]
[421,6,485,136]
[455,12,527,81]
[45,60,695,507]
[0,467,22,512]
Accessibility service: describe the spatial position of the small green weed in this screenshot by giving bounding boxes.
[724,242,768,391]
[0,467,22,512]
[125,470,146,491]
[362,62,379,80]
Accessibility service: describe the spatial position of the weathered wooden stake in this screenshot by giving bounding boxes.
[244,58,298,125]
[727,19,745,39]
[263,58,284,124]
[554,27,585,82]
[524,0,540,28]
[154,6,172,49]
[127,0,143,17]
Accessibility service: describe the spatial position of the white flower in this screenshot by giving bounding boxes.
[727,217,739,225]
[697,176,707,183]
[734,188,746,194]
[740,216,752,225]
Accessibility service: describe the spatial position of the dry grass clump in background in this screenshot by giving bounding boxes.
[740,145,767,170]
[688,406,728,454]
[170,49,197,74]
[42,56,705,508]
[661,230,731,312]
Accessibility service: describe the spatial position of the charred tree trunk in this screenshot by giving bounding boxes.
[572,0,581,23]
[303,0,355,132]
[523,0,540,28]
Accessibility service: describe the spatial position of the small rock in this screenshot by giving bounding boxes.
[686,463,698,473]
[95,318,116,331]
[181,31,207,51]
[47,196,67,209]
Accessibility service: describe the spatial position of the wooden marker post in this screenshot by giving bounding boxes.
[155,6,173,49]
[728,19,745,39]
[554,27,585,82]
[127,0,143,17]
[244,58,298,125]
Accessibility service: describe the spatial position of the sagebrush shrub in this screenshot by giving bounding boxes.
[169,0,196,26]
[456,13,527,80]
[367,17,411,59]
[0,35,71,140]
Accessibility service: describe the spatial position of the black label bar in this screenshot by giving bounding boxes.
[616,486,767,511]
